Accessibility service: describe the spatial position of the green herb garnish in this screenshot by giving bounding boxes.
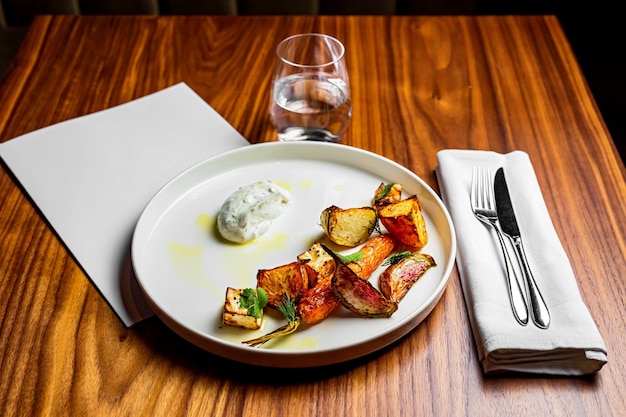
[336,250,364,264]
[383,251,412,266]
[379,183,395,199]
[276,293,297,323]
[243,293,301,347]
[239,287,268,319]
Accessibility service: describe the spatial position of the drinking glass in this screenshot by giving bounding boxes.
[270,33,352,142]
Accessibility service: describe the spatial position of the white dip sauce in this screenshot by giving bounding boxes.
[217,180,290,243]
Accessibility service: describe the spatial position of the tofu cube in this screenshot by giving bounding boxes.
[223,287,263,330]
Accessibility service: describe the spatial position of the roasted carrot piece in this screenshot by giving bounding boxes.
[298,278,341,324]
[346,234,397,279]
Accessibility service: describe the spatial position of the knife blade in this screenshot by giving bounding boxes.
[494,167,551,329]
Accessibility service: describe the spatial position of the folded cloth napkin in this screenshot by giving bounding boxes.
[435,149,607,375]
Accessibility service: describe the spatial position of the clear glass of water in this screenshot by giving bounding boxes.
[270,33,352,142]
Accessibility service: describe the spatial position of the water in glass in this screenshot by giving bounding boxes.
[271,73,352,142]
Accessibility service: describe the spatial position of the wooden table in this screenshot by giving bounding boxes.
[1,15,624,417]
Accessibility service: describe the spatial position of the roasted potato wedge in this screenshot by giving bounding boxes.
[325,245,398,318]
[320,205,377,247]
[256,261,309,308]
[380,253,436,303]
[377,195,428,250]
[297,242,336,287]
[373,183,403,208]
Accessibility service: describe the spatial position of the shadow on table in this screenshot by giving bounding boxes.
[132,314,397,383]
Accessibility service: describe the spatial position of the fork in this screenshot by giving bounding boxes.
[471,167,529,326]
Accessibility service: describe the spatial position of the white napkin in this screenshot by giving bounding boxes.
[0,83,249,326]
[435,149,607,375]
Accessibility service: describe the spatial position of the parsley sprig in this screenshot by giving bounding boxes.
[239,287,268,319]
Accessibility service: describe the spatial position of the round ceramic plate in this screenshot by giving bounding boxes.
[131,142,456,367]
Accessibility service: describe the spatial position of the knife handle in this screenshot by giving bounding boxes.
[511,237,551,329]
[494,224,529,325]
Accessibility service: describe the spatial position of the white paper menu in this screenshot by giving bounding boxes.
[0,83,250,326]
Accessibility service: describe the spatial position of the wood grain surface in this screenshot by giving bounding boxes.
[0,15,625,417]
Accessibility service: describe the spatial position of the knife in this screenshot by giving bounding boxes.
[494,168,551,329]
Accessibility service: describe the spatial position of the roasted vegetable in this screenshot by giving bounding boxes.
[297,243,339,324]
[298,278,340,324]
[243,294,301,347]
[325,245,398,318]
[242,257,319,345]
[297,242,336,287]
[373,182,402,208]
[379,253,436,303]
[298,236,396,324]
[320,205,377,247]
[345,234,397,279]
[256,261,310,308]
[223,287,268,330]
[377,195,428,250]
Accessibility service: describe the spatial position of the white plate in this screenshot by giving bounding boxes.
[131,142,456,367]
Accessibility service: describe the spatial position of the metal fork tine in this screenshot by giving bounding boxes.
[484,167,493,211]
[474,167,482,209]
[477,167,484,208]
[471,167,478,208]
[489,168,496,211]
[477,166,487,209]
